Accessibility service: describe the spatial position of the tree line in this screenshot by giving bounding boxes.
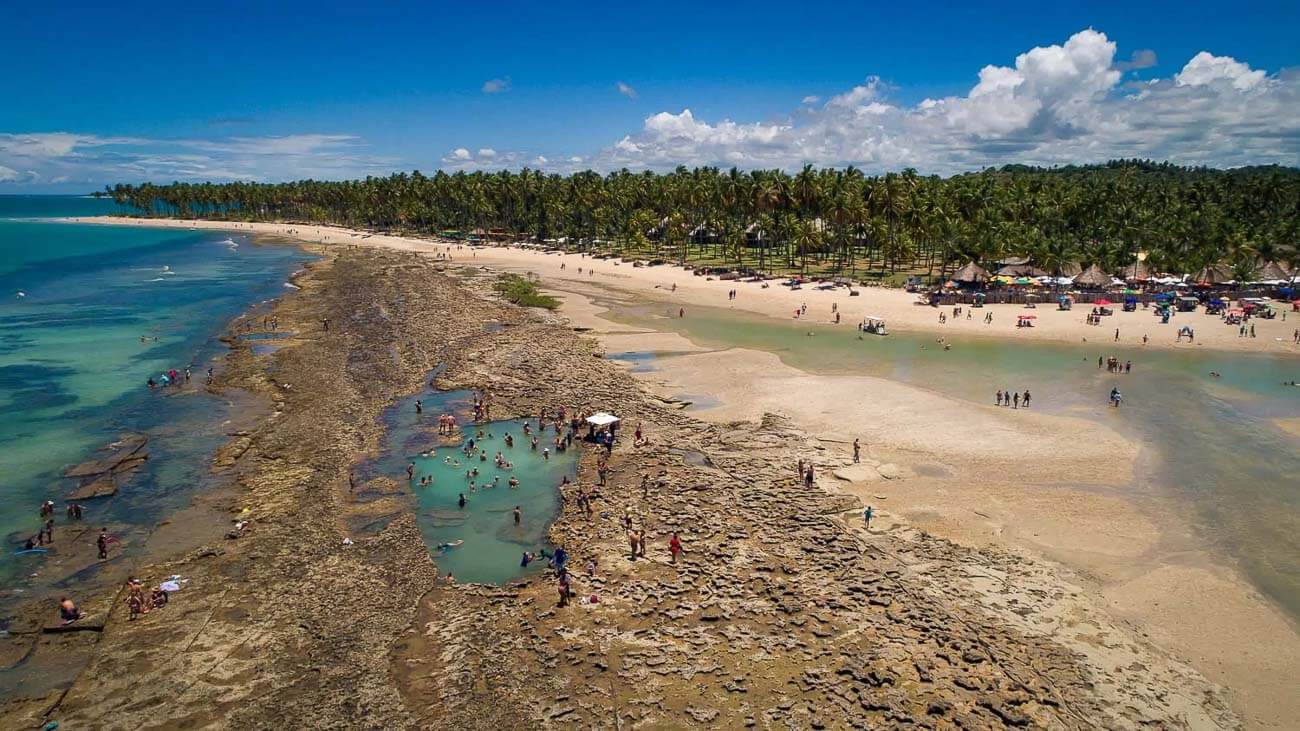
[100,160,1300,282]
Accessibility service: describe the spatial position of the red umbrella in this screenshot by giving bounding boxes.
[1094,298,1111,305]
[1018,315,1037,320]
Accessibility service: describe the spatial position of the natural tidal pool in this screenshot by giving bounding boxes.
[363,386,579,585]
[603,298,1300,621]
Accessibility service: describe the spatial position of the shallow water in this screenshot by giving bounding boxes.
[605,299,1300,621]
[363,387,579,585]
[0,196,307,591]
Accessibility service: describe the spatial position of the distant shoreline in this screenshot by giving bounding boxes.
[64,215,1300,357]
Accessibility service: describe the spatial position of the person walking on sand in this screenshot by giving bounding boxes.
[1022,389,1031,408]
[852,439,861,464]
[996,389,1003,406]
[670,532,682,564]
[1013,391,1020,409]
[863,505,874,530]
[1115,328,1120,341]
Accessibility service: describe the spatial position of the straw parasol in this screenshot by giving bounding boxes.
[950,261,991,284]
[1073,264,1112,288]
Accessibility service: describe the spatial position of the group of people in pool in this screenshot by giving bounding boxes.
[147,366,190,389]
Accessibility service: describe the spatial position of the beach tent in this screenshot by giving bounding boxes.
[585,413,620,427]
[1073,265,1111,288]
[950,262,991,284]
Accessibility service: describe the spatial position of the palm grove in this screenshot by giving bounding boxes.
[102,161,1300,283]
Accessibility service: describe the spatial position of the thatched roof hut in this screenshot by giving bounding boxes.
[950,262,991,284]
[1120,260,1153,281]
[996,256,1030,267]
[1057,261,1083,277]
[1192,265,1235,284]
[1257,261,1291,281]
[1073,264,1112,288]
[996,264,1049,278]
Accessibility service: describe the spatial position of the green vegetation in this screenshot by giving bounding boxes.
[493,274,559,309]
[103,160,1299,281]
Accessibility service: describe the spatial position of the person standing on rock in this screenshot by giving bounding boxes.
[864,506,874,530]
[853,439,861,464]
[97,527,111,559]
[670,533,682,564]
[628,530,640,561]
[406,463,415,483]
[558,572,571,607]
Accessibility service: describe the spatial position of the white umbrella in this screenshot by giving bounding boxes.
[585,412,620,426]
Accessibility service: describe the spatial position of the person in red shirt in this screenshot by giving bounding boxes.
[669,533,682,564]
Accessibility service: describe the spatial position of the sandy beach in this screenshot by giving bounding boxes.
[68,217,1300,356]
[33,216,1298,728]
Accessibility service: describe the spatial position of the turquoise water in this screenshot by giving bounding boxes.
[606,300,1300,621]
[363,387,579,585]
[0,196,307,589]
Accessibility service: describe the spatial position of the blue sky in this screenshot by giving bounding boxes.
[3,1,1299,191]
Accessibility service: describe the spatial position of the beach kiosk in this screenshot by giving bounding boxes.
[1177,296,1200,313]
[584,412,620,442]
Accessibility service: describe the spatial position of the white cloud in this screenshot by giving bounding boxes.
[450,148,471,160]
[482,77,511,94]
[0,165,20,182]
[801,95,821,105]
[477,148,497,158]
[548,29,1298,174]
[1175,51,1267,91]
[616,81,638,99]
[0,131,396,187]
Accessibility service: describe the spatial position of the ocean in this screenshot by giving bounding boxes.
[0,196,307,590]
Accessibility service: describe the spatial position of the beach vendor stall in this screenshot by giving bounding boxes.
[584,412,620,444]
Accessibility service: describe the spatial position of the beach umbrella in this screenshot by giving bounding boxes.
[1095,298,1112,306]
[1014,276,1033,285]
